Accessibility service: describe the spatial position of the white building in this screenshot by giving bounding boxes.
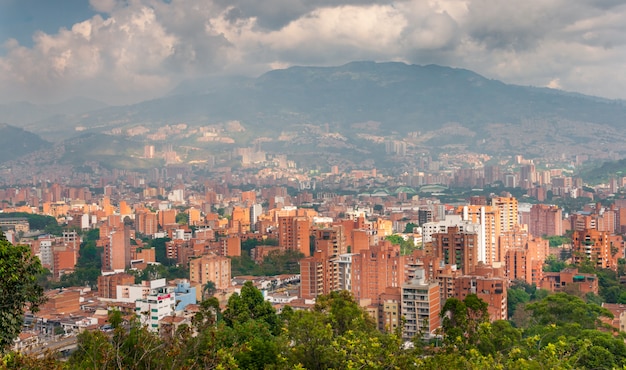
[337,253,357,292]
[401,268,441,341]
[135,285,176,332]
[250,204,263,231]
[39,239,53,267]
[117,278,167,304]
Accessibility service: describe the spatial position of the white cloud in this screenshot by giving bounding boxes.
[1,0,626,104]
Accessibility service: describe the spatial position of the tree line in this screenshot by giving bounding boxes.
[4,281,626,369]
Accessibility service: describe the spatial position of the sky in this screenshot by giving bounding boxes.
[1,0,625,105]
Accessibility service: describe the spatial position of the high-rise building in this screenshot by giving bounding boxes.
[520,164,536,189]
[188,254,231,290]
[431,226,479,275]
[279,216,312,256]
[418,209,433,226]
[491,196,519,233]
[136,210,158,236]
[529,204,563,237]
[300,248,333,300]
[135,285,176,332]
[249,203,263,231]
[572,229,623,270]
[158,209,177,229]
[338,241,405,303]
[102,227,131,272]
[378,287,402,333]
[454,275,507,321]
[222,236,241,257]
[232,206,251,233]
[401,268,441,340]
[457,205,500,264]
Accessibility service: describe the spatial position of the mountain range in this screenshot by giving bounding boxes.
[1,61,626,167]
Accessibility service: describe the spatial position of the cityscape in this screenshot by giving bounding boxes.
[3,0,626,368]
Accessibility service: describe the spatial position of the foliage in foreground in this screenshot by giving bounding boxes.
[0,232,46,353]
[3,283,626,369]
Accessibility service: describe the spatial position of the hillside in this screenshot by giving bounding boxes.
[0,124,50,163]
[10,61,626,159]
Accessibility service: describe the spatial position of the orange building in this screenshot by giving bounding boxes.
[347,241,405,302]
[375,219,393,237]
[107,214,123,230]
[134,247,156,263]
[501,228,548,285]
[334,216,367,251]
[279,216,312,256]
[188,207,201,226]
[119,201,132,216]
[572,229,623,270]
[97,273,135,299]
[101,196,114,216]
[539,268,598,295]
[300,246,338,300]
[303,226,349,298]
[222,236,241,257]
[241,190,256,204]
[158,209,177,229]
[231,206,251,233]
[529,204,563,237]
[431,226,478,275]
[352,229,371,253]
[53,248,78,279]
[491,196,518,233]
[102,227,131,272]
[41,289,81,315]
[498,225,529,262]
[135,210,158,236]
[189,254,231,290]
[455,275,507,321]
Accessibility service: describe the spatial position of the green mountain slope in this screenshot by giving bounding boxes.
[0,124,50,163]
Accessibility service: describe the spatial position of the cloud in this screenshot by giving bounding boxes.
[1,0,626,104]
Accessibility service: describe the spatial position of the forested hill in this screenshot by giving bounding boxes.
[0,124,49,163]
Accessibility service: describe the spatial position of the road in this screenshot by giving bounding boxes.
[23,336,78,357]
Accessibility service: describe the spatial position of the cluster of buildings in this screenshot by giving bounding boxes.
[4,155,626,345]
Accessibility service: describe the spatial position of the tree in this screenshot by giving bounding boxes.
[508,287,531,318]
[404,222,418,233]
[440,294,489,351]
[0,232,46,352]
[313,290,377,336]
[203,281,217,300]
[176,212,189,225]
[223,281,281,335]
[543,255,567,272]
[525,292,612,330]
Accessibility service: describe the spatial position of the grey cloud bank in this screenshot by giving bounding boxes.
[1,0,625,105]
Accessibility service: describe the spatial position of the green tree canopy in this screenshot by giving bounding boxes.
[0,233,46,352]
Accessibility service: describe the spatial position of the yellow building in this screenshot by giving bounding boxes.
[189,254,232,290]
[375,219,393,237]
[188,207,202,226]
[491,196,519,233]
